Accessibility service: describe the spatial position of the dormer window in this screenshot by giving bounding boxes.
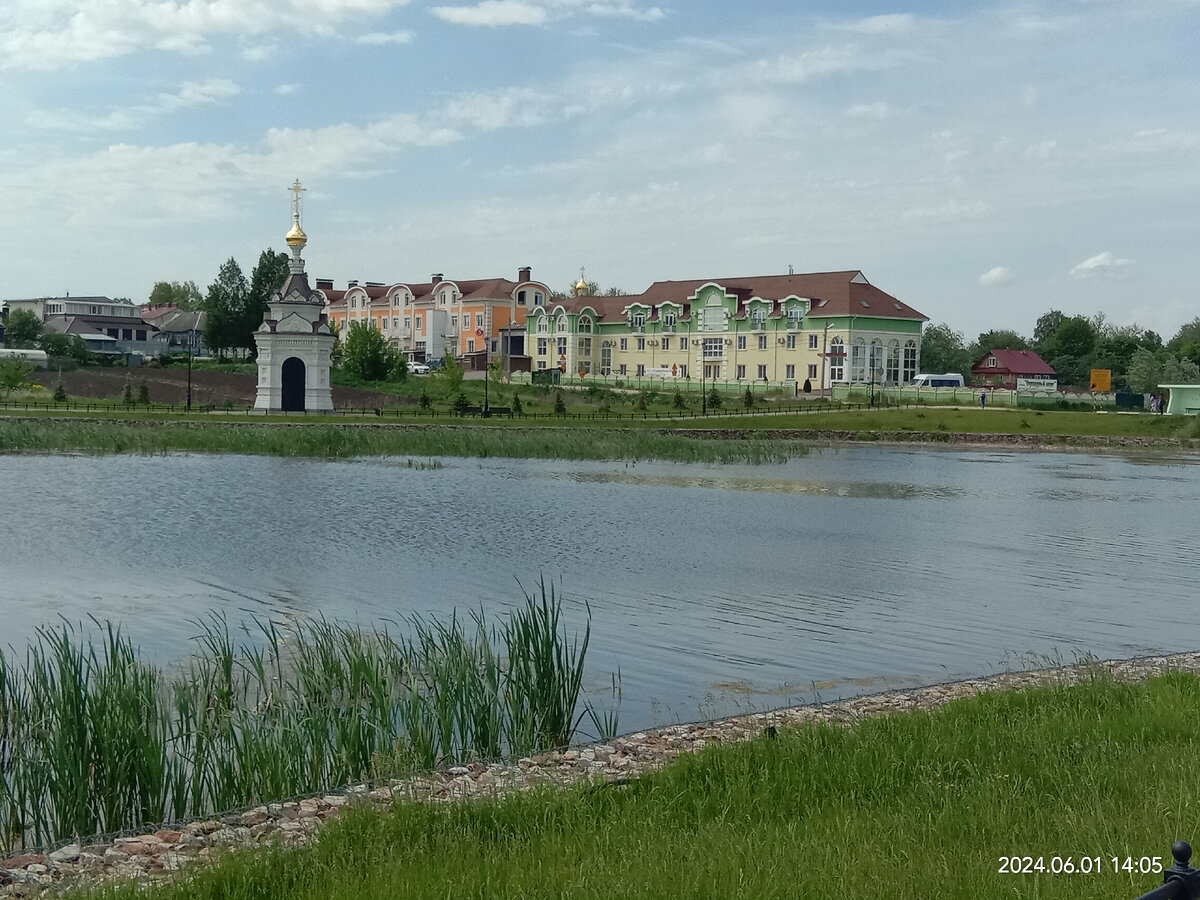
[556,316,569,333]
[534,292,544,306]
[788,307,803,327]
[631,311,645,329]
[579,316,592,333]
[518,290,526,305]
[537,317,548,333]
[988,356,997,368]
[751,307,767,329]
[662,311,677,329]
[351,297,358,309]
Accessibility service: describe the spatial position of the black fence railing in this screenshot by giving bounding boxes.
[1134,842,1200,900]
[0,399,910,420]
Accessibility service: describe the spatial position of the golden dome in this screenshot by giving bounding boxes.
[286,218,308,247]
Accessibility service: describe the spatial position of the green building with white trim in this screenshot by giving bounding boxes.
[523,270,927,390]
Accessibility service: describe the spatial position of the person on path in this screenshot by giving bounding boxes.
[1150,393,1158,414]
[1159,391,1167,415]
[980,390,987,409]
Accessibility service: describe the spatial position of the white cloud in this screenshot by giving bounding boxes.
[900,199,991,224]
[24,78,240,133]
[835,14,915,35]
[431,0,663,27]
[241,44,276,62]
[0,0,414,71]
[1069,251,1134,279]
[157,79,241,111]
[275,84,301,95]
[845,102,891,119]
[431,1,547,26]
[1022,139,1057,160]
[753,46,898,85]
[356,30,413,44]
[978,266,1013,286]
[442,87,551,130]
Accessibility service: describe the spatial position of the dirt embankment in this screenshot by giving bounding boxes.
[31,368,412,410]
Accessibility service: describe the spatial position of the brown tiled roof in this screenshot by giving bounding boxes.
[630,271,926,320]
[540,295,632,321]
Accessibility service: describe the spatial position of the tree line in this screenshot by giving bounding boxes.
[919,311,1200,392]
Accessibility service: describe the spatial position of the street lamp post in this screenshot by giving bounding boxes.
[186,328,194,412]
[700,339,707,416]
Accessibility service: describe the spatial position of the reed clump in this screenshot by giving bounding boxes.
[0,581,615,852]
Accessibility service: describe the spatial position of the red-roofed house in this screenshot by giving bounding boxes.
[319,267,551,367]
[971,349,1057,388]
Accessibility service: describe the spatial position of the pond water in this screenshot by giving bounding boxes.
[2,446,1198,733]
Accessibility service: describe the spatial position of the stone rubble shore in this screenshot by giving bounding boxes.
[4,651,1198,897]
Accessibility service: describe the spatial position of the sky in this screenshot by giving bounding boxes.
[1,0,1197,341]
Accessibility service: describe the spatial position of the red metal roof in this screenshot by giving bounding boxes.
[971,349,1056,376]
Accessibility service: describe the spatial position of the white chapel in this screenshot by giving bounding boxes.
[253,180,334,412]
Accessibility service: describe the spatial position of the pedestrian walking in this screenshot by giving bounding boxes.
[980,390,987,409]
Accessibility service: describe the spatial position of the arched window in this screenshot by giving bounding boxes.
[886,340,900,384]
[578,316,592,333]
[903,340,918,383]
[537,317,548,334]
[851,337,866,382]
[869,340,884,380]
[556,316,569,333]
[829,337,845,382]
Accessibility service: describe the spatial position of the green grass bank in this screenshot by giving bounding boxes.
[85,670,1200,900]
[1,407,1198,461]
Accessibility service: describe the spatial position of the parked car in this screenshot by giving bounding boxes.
[409,360,430,375]
[425,357,446,372]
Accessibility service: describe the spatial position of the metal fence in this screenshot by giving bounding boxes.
[1134,842,1200,900]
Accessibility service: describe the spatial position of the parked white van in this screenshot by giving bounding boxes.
[909,373,965,387]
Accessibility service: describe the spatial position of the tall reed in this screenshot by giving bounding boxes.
[0,585,617,852]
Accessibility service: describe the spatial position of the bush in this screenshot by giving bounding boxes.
[53,380,67,403]
[419,390,431,410]
[137,381,150,405]
[708,387,723,410]
[637,392,647,410]
[554,391,566,416]
[743,387,754,409]
[673,389,686,409]
[122,379,134,406]
[512,392,523,416]
[803,378,812,393]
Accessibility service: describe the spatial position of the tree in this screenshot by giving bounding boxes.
[203,258,249,360]
[487,356,504,389]
[1168,317,1200,351]
[743,386,755,409]
[1126,347,1200,393]
[1033,310,1066,348]
[39,332,89,364]
[511,392,523,416]
[242,250,289,357]
[342,320,399,381]
[708,386,723,409]
[148,281,203,310]
[1040,315,1099,387]
[554,391,566,415]
[0,359,33,397]
[970,329,1028,356]
[4,309,44,349]
[918,323,969,375]
[436,352,465,396]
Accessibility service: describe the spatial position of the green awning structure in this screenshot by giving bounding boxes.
[1160,384,1200,415]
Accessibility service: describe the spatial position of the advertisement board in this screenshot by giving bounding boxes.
[1016,378,1058,392]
